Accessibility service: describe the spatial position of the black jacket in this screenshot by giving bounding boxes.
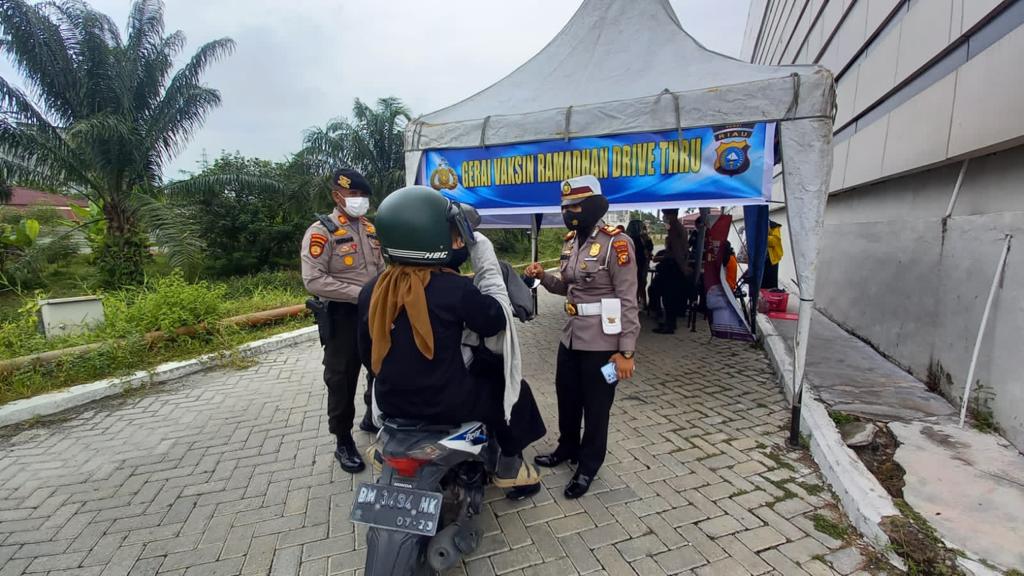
[357,271,506,423]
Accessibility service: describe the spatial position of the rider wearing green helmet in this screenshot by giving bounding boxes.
[357,185,544,491]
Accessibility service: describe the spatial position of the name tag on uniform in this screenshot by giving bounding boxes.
[601,298,622,335]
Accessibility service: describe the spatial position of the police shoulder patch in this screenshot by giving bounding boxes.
[309,232,328,258]
[612,238,630,266]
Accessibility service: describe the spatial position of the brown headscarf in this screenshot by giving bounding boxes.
[368,265,437,374]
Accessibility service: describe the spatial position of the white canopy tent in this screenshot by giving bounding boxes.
[403,0,836,441]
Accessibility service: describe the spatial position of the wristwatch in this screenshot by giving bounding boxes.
[620,351,634,359]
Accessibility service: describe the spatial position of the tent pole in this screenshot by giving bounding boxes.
[690,208,710,332]
[531,213,541,314]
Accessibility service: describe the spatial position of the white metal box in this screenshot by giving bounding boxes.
[36,296,105,338]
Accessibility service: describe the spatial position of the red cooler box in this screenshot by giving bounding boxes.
[758,289,789,314]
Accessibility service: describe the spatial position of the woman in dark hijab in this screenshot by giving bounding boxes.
[626,220,650,310]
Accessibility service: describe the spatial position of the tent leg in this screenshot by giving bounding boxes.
[690,208,710,332]
[789,298,813,447]
[788,405,802,447]
[777,117,834,450]
[531,213,541,314]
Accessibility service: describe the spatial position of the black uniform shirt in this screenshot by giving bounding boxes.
[357,271,506,423]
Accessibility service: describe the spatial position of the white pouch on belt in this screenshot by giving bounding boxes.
[601,298,622,335]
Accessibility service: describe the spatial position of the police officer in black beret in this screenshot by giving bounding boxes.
[301,168,386,473]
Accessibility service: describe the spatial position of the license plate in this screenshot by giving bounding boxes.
[350,482,443,536]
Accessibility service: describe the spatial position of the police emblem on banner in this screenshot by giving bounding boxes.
[429,158,459,191]
[713,125,754,177]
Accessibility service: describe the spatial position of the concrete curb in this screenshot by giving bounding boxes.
[0,326,319,428]
[757,315,901,559]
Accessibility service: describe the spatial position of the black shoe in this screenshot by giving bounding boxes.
[564,473,593,499]
[359,416,379,434]
[534,451,577,468]
[653,325,676,334]
[334,439,365,473]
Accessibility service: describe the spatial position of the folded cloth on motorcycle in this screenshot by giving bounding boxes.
[459,233,522,423]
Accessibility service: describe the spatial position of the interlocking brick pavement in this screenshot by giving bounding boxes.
[0,291,881,576]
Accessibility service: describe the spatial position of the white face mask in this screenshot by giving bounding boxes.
[342,197,370,217]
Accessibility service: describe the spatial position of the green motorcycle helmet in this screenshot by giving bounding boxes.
[375,185,479,266]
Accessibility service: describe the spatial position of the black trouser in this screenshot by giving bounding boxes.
[555,344,617,476]
[467,346,546,456]
[656,262,686,329]
[763,255,780,290]
[323,302,370,441]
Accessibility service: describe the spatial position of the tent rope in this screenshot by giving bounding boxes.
[479,115,491,147]
[563,106,573,141]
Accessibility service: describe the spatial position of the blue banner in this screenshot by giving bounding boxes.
[421,123,775,213]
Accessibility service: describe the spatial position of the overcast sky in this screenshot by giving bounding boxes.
[0,0,752,178]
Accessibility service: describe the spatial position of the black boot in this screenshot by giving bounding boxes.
[334,437,365,473]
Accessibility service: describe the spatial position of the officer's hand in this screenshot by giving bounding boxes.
[610,353,635,380]
[525,262,545,279]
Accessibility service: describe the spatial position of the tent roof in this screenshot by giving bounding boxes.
[405,0,834,153]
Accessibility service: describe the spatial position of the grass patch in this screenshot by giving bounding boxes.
[811,513,850,541]
[829,410,858,426]
[794,480,825,496]
[0,270,308,362]
[881,499,964,576]
[763,448,797,472]
[0,314,310,405]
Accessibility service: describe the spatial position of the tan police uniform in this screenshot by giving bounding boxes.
[541,224,641,353]
[301,207,386,443]
[536,176,640,480]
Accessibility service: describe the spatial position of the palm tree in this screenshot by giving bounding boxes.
[0,0,240,285]
[299,97,411,207]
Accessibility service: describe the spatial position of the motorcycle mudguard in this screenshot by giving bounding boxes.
[364,527,431,576]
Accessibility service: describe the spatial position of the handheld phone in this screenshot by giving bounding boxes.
[601,362,619,385]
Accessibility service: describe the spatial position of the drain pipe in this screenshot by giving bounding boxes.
[958,234,1012,428]
[944,159,970,221]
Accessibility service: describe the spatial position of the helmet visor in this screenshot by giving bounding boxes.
[447,200,479,247]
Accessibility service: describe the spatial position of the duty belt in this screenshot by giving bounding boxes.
[565,301,602,317]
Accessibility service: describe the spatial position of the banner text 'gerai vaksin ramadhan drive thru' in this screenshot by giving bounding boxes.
[459,138,703,188]
[422,124,775,210]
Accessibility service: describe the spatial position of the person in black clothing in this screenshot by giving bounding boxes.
[357,185,544,489]
[652,209,689,334]
[626,220,651,311]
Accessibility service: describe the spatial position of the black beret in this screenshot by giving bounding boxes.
[331,168,372,195]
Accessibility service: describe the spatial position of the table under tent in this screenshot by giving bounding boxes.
[402,0,836,445]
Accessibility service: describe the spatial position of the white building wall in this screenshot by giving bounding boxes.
[743,0,1024,451]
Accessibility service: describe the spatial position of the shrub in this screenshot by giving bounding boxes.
[115,272,226,334]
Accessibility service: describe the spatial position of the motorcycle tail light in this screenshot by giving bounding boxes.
[383,456,430,478]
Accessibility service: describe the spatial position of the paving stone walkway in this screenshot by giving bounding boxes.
[0,292,879,576]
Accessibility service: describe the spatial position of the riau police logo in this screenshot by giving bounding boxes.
[713,125,754,177]
[429,158,459,191]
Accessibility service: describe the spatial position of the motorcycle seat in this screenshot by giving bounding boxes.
[383,418,466,433]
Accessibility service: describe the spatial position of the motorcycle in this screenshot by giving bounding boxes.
[352,418,499,575]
